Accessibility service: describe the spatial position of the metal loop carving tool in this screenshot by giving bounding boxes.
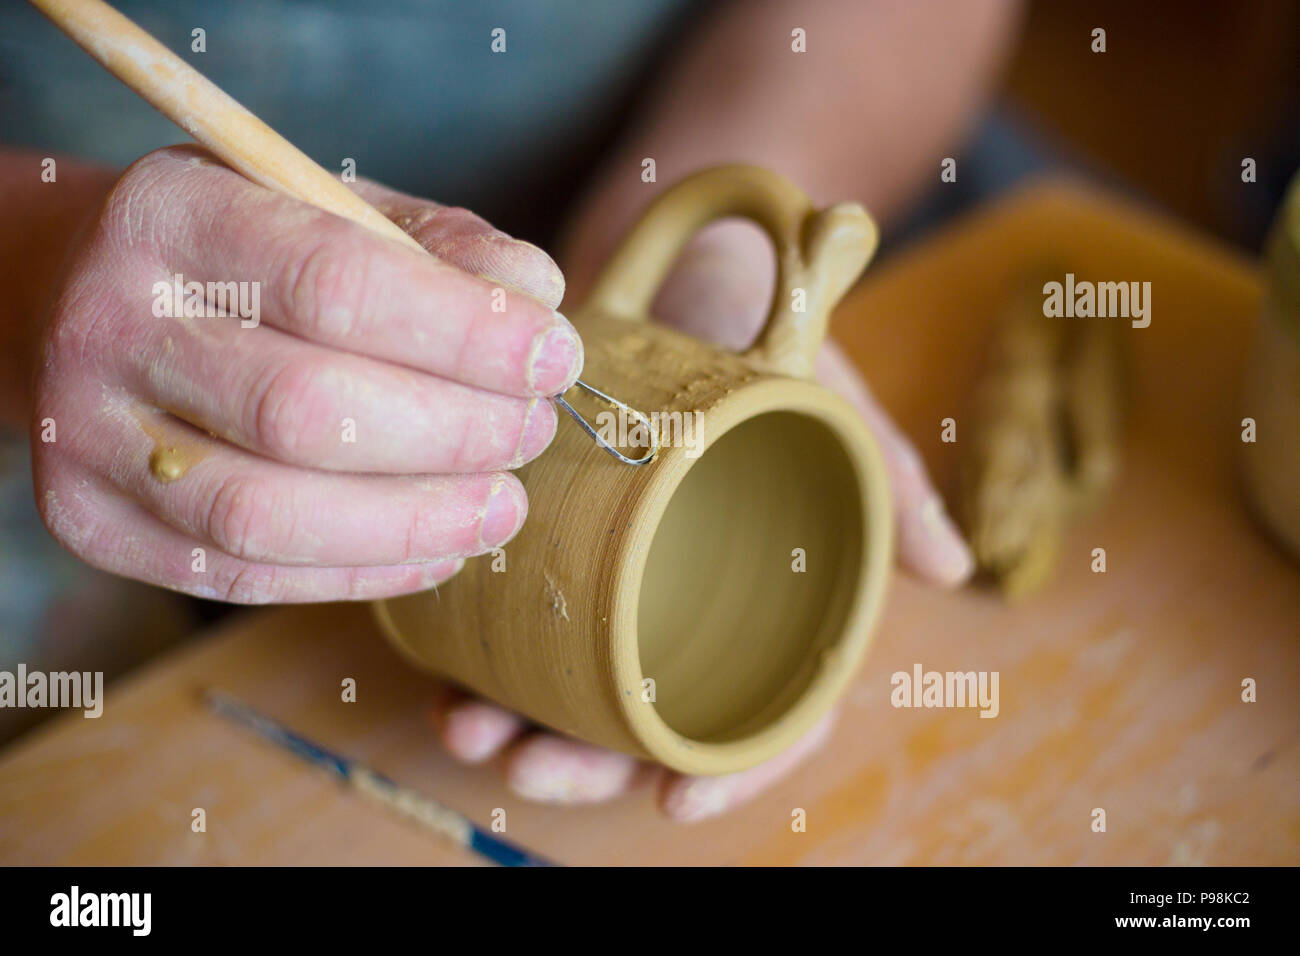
[555,380,659,466]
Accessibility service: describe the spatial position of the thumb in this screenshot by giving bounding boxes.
[816,340,974,586]
[649,219,776,350]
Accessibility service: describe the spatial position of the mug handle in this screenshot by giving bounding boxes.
[584,164,879,379]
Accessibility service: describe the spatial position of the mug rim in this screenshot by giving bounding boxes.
[607,375,895,775]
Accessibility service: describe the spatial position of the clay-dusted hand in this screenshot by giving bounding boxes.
[32,145,580,603]
[433,219,975,822]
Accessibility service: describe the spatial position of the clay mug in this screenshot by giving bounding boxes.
[1241,168,1300,561]
[375,165,894,775]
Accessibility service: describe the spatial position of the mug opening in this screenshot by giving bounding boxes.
[635,410,865,744]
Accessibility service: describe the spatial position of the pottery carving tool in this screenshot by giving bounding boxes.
[958,272,1125,598]
[29,0,657,466]
[206,690,556,867]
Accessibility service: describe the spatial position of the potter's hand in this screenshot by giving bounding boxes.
[435,687,837,823]
[429,218,973,822]
[32,145,579,603]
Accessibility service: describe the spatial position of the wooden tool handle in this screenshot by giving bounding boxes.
[585,164,879,378]
[28,0,424,253]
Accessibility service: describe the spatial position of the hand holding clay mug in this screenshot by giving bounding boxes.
[32,144,580,602]
[2,0,1003,825]
[25,145,972,821]
[419,167,976,819]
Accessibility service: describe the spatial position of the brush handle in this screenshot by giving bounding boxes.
[28,0,424,253]
[206,691,556,866]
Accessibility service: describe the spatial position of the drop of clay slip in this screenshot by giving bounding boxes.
[149,446,190,483]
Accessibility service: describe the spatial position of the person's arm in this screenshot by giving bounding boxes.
[563,0,1022,296]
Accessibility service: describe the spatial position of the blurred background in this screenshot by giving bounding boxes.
[998,0,1299,250]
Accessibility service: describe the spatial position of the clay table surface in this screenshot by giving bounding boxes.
[1,180,1297,865]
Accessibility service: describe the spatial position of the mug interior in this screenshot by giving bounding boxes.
[636,410,865,744]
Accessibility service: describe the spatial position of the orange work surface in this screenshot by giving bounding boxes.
[1,180,1296,865]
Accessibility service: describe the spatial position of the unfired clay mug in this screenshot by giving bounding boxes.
[1241,169,1300,561]
[375,165,894,775]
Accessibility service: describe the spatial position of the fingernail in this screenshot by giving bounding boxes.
[920,496,975,584]
[480,237,567,307]
[509,765,586,803]
[527,320,582,395]
[664,777,733,823]
[479,478,522,549]
[508,745,637,804]
[452,730,502,764]
[444,702,522,763]
[511,398,556,467]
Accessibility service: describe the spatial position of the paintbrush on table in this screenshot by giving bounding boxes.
[206,690,556,866]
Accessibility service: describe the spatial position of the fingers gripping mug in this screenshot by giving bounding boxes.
[376,165,894,776]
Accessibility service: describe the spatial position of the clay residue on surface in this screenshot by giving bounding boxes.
[599,331,650,358]
[136,412,210,485]
[543,572,570,622]
[958,272,1124,598]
